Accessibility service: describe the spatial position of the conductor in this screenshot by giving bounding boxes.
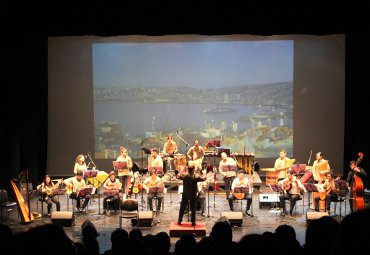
[177,166,206,226]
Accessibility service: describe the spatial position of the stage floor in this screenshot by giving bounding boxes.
[3,186,349,254]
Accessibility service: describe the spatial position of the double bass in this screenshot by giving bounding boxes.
[351,152,365,212]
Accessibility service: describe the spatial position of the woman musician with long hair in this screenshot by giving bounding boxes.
[37,175,61,215]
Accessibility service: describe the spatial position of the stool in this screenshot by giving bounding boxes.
[333,196,346,220]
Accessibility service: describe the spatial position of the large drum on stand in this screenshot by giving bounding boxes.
[174,154,187,170]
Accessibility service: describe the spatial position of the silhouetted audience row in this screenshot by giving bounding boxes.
[1,209,369,255]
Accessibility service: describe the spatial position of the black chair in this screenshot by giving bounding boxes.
[119,198,139,228]
[0,189,17,223]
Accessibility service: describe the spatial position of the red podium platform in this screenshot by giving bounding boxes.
[169,222,206,237]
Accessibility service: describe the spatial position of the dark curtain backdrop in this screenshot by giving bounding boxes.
[2,4,370,192]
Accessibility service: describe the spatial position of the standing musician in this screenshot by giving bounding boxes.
[314,172,338,213]
[347,160,367,213]
[278,170,304,217]
[197,180,207,217]
[74,154,87,175]
[148,148,164,175]
[143,170,164,214]
[64,170,91,212]
[312,152,331,184]
[177,166,206,226]
[116,146,133,197]
[163,135,178,155]
[187,140,205,171]
[102,171,122,214]
[228,170,253,216]
[219,152,237,199]
[274,149,291,181]
[37,175,61,215]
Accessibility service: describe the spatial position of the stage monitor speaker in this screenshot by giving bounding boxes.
[306,211,329,223]
[136,211,153,227]
[221,212,243,226]
[51,211,74,227]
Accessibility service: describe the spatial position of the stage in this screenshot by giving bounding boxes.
[3,185,350,253]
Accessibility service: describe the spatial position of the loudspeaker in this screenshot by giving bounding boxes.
[136,211,153,226]
[306,211,329,223]
[221,212,243,226]
[259,193,280,209]
[51,211,74,227]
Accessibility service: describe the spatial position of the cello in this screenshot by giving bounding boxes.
[351,152,365,212]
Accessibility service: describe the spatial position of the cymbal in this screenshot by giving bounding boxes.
[260,168,276,172]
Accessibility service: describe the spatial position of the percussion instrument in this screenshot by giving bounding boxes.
[174,154,187,170]
[261,168,278,185]
[232,153,255,175]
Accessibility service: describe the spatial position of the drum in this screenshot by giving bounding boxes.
[174,154,187,170]
[266,171,278,185]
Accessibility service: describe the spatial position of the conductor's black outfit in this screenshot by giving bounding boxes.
[178,168,205,226]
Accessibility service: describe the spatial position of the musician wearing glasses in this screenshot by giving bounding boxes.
[37,175,61,215]
[228,170,253,216]
[278,171,304,218]
[64,170,91,212]
[315,172,338,213]
[143,170,164,214]
[219,152,237,199]
[102,171,122,214]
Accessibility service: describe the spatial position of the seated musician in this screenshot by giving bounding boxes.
[64,170,91,212]
[347,160,367,213]
[278,170,304,217]
[315,172,338,213]
[37,175,61,215]
[148,148,164,176]
[219,152,237,199]
[102,171,122,213]
[143,170,164,214]
[228,170,253,216]
[116,146,133,197]
[187,140,205,172]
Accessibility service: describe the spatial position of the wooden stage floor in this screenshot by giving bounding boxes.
[3,186,349,254]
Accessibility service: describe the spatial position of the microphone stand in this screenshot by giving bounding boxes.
[87,152,97,169]
[175,131,190,154]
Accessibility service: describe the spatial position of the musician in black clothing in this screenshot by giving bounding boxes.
[102,171,122,213]
[177,167,206,226]
[347,160,367,213]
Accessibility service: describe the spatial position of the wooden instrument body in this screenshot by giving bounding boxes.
[352,175,365,212]
[10,179,34,224]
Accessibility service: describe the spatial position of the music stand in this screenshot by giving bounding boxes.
[269,184,283,210]
[334,180,348,197]
[233,187,249,212]
[113,161,128,172]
